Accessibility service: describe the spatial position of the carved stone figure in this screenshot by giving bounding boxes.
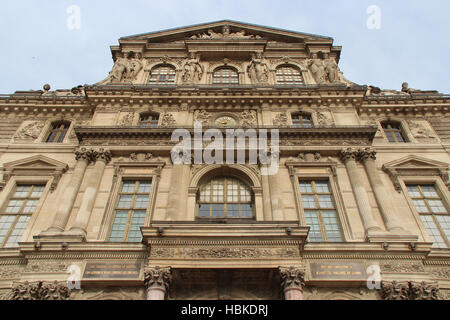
[182,53,204,83]
[10,281,71,300]
[247,53,269,83]
[160,113,176,127]
[307,53,327,84]
[194,110,211,126]
[14,121,44,140]
[323,53,340,83]
[240,110,257,127]
[190,26,261,40]
[408,120,438,140]
[126,52,144,81]
[273,112,289,126]
[317,112,334,127]
[98,52,144,84]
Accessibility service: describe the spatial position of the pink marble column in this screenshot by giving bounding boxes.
[144,267,172,300]
[279,266,305,300]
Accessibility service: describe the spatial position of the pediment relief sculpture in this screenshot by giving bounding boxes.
[14,121,44,140]
[98,51,144,85]
[194,109,212,126]
[407,120,439,141]
[190,25,262,40]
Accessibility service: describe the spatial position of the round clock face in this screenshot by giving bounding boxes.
[215,116,236,126]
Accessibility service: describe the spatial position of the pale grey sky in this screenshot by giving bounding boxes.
[1,0,449,93]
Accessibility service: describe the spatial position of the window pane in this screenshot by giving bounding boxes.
[4,216,30,248]
[198,204,210,217]
[420,215,447,248]
[322,211,342,242]
[138,182,152,193]
[117,195,133,209]
[0,216,15,245]
[427,200,447,213]
[241,204,253,218]
[6,200,24,213]
[413,200,428,213]
[109,211,129,242]
[300,182,313,193]
[435,215,450,240]
[227,204,239,217]
[421,186,439,198]
[305,211,323,242]
[407,186,421,198]
[31,186,45,198]
[318,195,334,209]
[14,186,30,198]
[301,196,317,209]
[212,204,224,217]
[315,182,330,193]
[134,195,149,209]
[122,181,136,193]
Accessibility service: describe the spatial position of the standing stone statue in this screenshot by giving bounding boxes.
[247,53,269,83]
[182,53,204,83]
[125,52,144,81]
[97,52,130,84]
[323,53,340,83]
[307,53,327,84]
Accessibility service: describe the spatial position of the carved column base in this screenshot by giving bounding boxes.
[283,288,303,300]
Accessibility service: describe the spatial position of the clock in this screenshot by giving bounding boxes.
[215,116,236,127]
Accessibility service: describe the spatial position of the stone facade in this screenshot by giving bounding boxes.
[0,21,449,300]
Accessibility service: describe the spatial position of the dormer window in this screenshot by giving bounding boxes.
[45,122,70,143]
[213,67,239,84]
[381,121,407,143]
[139,113,159,128]
[292,113,313,128]
[276,65,304,85]
[149,65,176,85]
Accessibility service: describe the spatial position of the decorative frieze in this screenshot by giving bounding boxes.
[380,262,425,273]
[10,281,71,300]
[380,281,440,300]
[150,247,300,259]
[14,121,44,140]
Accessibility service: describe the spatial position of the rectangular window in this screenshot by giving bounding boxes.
[382,122,406,143]
[0,184,45,248]
[109,180,152,243]
[46,122,70,143]
[407,184,449,248]
[299,180,343,242]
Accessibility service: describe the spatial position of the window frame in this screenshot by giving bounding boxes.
[196,176,255,220]
[212,67,240,85]
[100,161,164,242]
[148,64,177,85]
[286,161,352,242]
[380,121,408,143]
[275,65,304,85]
[291,112,314,128]
[400,176,450,248]
[0,176,51,248]
[139,113,160,128]
[45,121,71,143]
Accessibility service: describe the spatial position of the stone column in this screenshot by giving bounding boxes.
[279,266,305,300]
[144,267,172,300]
[358,148,406,233]
[339,148,383,235]
[67,148,112,237]
[43,148,94,233]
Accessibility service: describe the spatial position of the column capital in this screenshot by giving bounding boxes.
[380,281,409,300]
[279,266,305,291]
[339,147,358,163]
[410,281,440,300]
[93,148,112,164]
[144,266,172,292]
[75,147,96,163]
[357,147,377,163]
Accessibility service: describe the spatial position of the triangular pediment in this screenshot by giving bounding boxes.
[383,155,449,170]
[120,20,333,44]
[4,155,68,171]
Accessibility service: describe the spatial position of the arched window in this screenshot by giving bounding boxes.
[213,67,239,84]
[45,121,70,143]
[149,65,176,85]
[381,121,407,143]
[276,65,304,85]
[292,113,313,128]
[139,113,159,128]
[197,177,253,218]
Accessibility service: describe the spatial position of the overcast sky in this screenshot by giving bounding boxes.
[1,0,449,94]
